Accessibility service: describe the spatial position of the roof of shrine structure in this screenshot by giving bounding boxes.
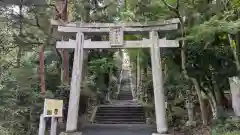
[51,18,180,39]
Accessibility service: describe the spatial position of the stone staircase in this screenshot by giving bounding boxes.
[118,89,133,100]
[118,77,133,100]
[94,106,145,124]
[93,69,146,124]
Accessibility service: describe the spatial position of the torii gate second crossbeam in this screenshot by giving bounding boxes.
[54,19,180,135]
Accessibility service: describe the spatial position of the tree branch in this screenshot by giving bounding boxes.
[34,13,41,28]
[161,0,179,12]
[176,0,180,10]
[161,0,175,10]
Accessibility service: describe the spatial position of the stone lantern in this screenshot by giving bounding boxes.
[185,99,196,127]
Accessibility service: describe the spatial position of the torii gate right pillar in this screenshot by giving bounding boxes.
[150,31,168,134]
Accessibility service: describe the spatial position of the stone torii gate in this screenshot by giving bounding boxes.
[52,19,180,135]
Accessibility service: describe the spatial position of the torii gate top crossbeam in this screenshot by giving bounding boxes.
[51,18,180,33]
[53,18,180,48]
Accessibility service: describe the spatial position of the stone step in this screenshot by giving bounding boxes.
[119,89,132,91]
[118,95,132,97]
[118,93,132,95]
[95,114,145,118]
[96,112,144,115]
[94,120,146,124]
[118,94,132,96]
[98,107,143,110]
[119,91,132,93]
[119,93,132,95]
[118,97,132,99]
[94,106,146,124]
[96,112,145,116]
[95,121,145,124]
[118,95,132,98]
[95,119,145,123]
[118,97,133,100]
[96,115,145,118]
[119,90,132,92]
[119,92,132,94]
[97,110,142,113]
[97,112,144,115]
[96,114,145,117]
[95,116,145,120]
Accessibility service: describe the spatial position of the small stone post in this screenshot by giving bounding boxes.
[50,117,58,135]
[38,114,46,135]
[229,77,240,117]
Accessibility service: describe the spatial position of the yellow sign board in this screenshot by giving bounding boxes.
[43,99,63,117]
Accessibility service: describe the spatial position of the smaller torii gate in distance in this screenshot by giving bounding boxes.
[52,19,180,135]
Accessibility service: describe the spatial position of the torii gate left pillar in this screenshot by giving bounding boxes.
[54,19,180,135]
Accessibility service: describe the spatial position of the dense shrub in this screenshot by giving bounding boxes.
[211,118,240,135]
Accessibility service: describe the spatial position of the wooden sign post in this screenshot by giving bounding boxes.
[38,99,64,135]
[43,99,63,117]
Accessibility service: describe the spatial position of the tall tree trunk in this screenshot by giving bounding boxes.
[16,47,22,68]
[191,78,208,124]
[16,3,23,68]
[207,91,218,119]
[213,81,225,118]
[137,51,141,99]
[39,45,46,96]
[56,0,69,84]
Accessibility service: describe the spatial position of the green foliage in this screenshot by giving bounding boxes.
[122,0,170,21]
[0,67,42,134]
[86,52,119,103]
[231,0,240,11]
[0,126,11,135]
[186,17,240,43]
[211,119,240,135]
[89,58,115,74]
[70,0,119,22]
[0,51,57,134]
[0,5,58,133]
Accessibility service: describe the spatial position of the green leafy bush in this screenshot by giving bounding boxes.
[221,132,240,135]
[211,119,240,135]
